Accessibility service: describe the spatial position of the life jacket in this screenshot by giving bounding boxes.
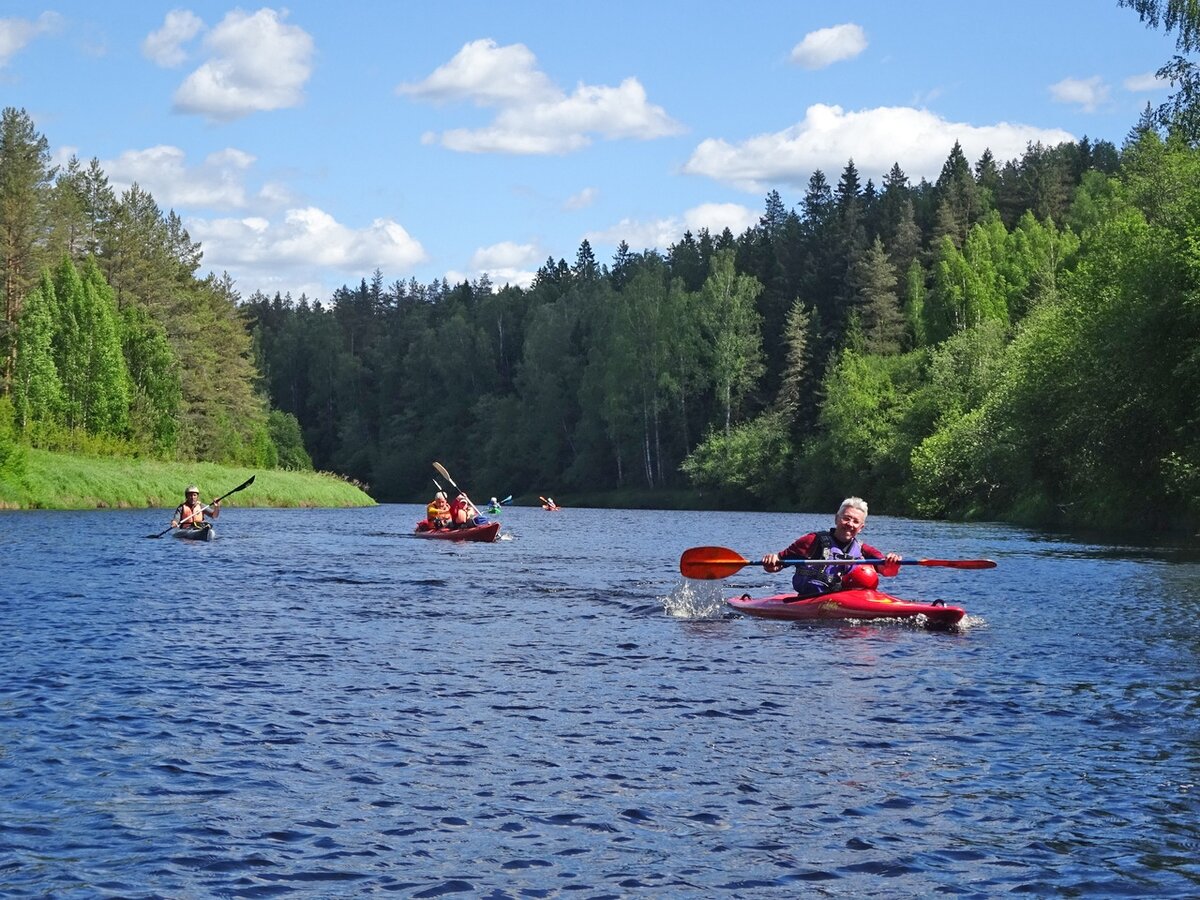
[791,529,865,596]
[427,500,451,526]
[176,501,205,528]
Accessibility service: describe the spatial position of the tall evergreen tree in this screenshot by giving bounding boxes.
[848,236,906,355]
[0,107,54,388]
[13,268,63,431]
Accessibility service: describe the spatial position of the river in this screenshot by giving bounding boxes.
[1,504,1197,897]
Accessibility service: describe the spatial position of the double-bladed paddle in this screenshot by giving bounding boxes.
[679,545,997,580]
[433,461,480,518]
[147,475,255,538]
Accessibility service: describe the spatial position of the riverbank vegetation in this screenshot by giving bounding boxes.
[1,4,1197,533]
[0,448,371,510]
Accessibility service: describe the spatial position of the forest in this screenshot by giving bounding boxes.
[1,2,1199,535]
[238,126,1198,534]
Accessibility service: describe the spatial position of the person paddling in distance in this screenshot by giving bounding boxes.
[426,490,452,529]
[761,496,902,597]
[171,485,220,531]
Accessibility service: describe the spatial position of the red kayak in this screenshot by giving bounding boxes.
[414,520,500,542]
[726,589,965,627]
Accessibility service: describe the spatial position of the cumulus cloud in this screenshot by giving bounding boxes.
[142,9,205,67]
[187,207,429,296]
[585,202,758,252]
[173,8,314,121]
[398,38,684,155]
[682,103,1076,192]
[0,11,63,67]
[103,144,258,210]
[1124,71,1169,92]
[789,23,867,70]
[1049,76,1110,112]
[445,240,541,288]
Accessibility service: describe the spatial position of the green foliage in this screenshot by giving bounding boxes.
[121,304,181,456]
[13,269,63,430]
[268,409,312,470]
[681,412,791,503]
[698,249,765,433]
[0,395,28,488]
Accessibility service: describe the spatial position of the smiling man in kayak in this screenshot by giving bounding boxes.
[761,497,901,596]
[171,485,220,531]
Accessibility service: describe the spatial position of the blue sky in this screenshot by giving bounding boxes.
[0,2,1179,301]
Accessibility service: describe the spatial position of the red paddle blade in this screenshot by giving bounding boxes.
[918,558,997,569]
[680,546,752,580]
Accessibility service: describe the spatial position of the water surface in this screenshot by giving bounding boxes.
[1,504,1197,896]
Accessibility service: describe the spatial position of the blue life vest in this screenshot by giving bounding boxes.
[792,529,865,596]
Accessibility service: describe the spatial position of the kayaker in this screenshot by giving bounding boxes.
[171,485,220,530]
[761,496,901,596]
[426,491,452,529]
[450,492,478,527]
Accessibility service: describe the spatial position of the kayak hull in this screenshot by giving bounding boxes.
[726,589,965,627]
[414,520,500,542]
[173,523,215,541]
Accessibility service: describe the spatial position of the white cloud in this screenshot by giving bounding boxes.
[142,9,205,67]
[564,187,598,211]
[0,12,62,67]
[682,103,1075,192]
[398,38,684,155]
[586,202,757,252]
[469,240,540,271]
[397,38,557,106]
[1124,71,1169,93]
[173,8,314,121]
[103,144,257,210]
[448,240,542,288]
[1049,76,1110,112]
[187,207,429,296]
[789,23,867,70]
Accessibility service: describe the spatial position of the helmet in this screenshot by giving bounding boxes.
[435,491,447,500]
[185,485,200,496]
[843,564,879,590]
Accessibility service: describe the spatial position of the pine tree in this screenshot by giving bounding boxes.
[0,107,54,388]
[13,268,63,431]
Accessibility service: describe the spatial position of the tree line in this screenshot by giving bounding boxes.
[242,122,1198,534]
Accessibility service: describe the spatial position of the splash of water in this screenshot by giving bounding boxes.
[661,578,727,618]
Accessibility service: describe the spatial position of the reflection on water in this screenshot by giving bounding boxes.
[1,504,1198,896]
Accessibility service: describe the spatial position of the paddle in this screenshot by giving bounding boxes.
[433,461,481,520]
[679,545,997,580]
[539,495,559,509]
[147,476,255,538]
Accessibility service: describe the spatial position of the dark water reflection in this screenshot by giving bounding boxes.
[1,505,1198,897]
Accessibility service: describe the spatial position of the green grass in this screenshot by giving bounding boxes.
[0,449,374,510]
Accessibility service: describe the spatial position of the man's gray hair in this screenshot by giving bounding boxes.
[838,496,868,518]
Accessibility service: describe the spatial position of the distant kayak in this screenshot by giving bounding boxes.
[173,523,215,542]
[541,504,561,511]
[414,520,500,542]
[726,589,964,627]
[486,506,502,515]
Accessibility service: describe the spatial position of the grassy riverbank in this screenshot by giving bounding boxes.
[0,449,375,510]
